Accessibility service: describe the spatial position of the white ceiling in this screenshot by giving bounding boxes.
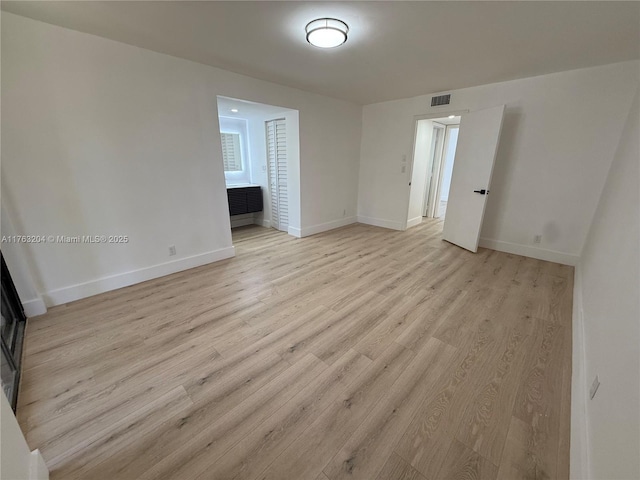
[2,1,639,105]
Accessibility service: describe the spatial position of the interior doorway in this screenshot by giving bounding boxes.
[406,105,505,252]
[407,114,461,229]
[216,96,300,242]
[423,121,459,219]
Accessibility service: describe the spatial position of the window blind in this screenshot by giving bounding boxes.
[220,132,243,172]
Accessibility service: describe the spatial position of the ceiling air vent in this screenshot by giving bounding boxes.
[431,94,451,107]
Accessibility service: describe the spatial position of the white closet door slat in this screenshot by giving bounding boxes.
[266,118,288,231]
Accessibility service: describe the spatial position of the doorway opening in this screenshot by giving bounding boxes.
[423,118,460,219]
[216,96,300,243]
[406,114,461,230]
[406,105,505,252]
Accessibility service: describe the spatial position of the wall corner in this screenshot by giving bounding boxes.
[29,450,49,480]
[570,262,590,479]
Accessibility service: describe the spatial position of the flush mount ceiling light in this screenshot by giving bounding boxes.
[230,108,239,113]
[305,18,349,48]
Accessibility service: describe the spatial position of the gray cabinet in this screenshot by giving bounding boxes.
[227,186,263,216]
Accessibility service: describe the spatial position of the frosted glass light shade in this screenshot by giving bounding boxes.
[305,18,349,48]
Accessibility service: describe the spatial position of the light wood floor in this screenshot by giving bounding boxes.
[17,219,573,480]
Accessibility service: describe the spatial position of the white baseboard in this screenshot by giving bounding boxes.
[356,215,404,231]
[570,263,590,479]
[22,298,47,318]
[297,217,357,238]
[230,214,255,228]
[406,216,423,229]
[287,226,302,238]
[29,449,49,480]
[42,247,235,307]
[478,238,579,266]
[256,219,271,228]
[230,214,271,229]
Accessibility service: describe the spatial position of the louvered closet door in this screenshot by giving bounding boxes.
[266,118,288,231]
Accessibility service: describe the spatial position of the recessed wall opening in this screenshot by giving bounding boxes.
[216,96,300,242]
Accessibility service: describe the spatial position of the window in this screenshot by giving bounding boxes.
[220,132,243,172]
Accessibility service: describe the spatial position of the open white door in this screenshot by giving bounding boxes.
[442,105,505,252]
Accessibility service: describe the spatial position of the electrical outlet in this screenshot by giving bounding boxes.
[169,245,176,256]
[534,234,542,244]
[343,209,346,217]
[590,375,600,400]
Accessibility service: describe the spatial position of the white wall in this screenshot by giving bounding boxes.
[358,61,639,264]
[1,393,49,480]
[406,119,433,228]
[1,12,361,307]
[572,88,639,480]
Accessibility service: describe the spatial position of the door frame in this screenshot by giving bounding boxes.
[404,109,468,230]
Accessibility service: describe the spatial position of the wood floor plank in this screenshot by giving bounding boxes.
[16,220,573,480]
[22,326,223,438]
[535,273,573,327]
[496,416,547,480]
[17,365,96,417]
[52,386,193,478]
[41,385,192,468]
[353,291,435,360]
[507,321,567,480]
[87,353,327,480]
[258,342,416,480]
[26,380,181,457]
[189,349,371,480]
[309,292,404,365]
[454,327,532,465]
[182,349,288,407]
[375,452,427,480]
[436,439,498,480]
[393,320,502,479]
[234,304,340,363]
[394,287,467,353]
[322,338,457,480]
